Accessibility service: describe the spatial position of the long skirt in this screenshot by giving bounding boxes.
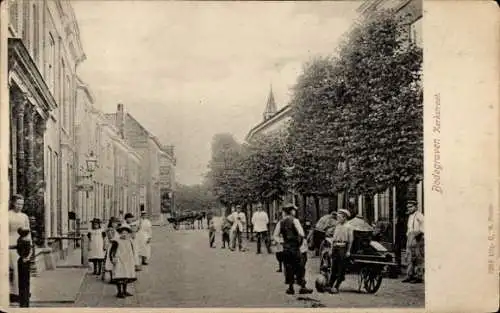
[136,231,151,259]
[9,250,19,296]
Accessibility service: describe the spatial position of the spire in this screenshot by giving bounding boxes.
[263,84,277,121]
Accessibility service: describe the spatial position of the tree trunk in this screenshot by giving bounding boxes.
[313,194,320,223]
[394,181,409,271]
[328,194,337,212]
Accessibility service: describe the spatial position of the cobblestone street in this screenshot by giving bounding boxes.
[70,226,424,308]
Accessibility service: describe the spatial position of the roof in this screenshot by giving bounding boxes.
[245,104,291,142]
[263,85,278,117]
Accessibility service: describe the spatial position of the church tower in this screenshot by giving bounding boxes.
[263,84,277,121]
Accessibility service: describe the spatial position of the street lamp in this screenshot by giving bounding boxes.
[86,150,98,174]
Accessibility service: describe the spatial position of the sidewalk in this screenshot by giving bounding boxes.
[29,248,89,306]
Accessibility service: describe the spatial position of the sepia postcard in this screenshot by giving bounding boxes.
[0,0,498,312]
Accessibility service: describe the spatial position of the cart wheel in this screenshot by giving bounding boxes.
[358,268,369,292]
[363,269,383,294]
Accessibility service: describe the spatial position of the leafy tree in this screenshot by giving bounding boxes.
[244,131,288,203]
[174,183,217,214]
[206,133,246,207]
[287,11,423,198]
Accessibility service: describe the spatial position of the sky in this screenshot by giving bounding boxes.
[72,1,361,186]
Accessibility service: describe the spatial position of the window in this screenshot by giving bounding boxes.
[410,17,422,48]
[47,33,55,95]
[54,152,60,236]
[60,60,67,127]
[32,4,40,63]
[9,0,19,33]
[62,73,71,130]
[21,0,29,44]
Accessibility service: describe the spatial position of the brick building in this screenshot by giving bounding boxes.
[106,104,175,223]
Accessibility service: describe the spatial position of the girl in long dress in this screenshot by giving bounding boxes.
[103,217,120,282]
[8,194,31,300]
[129,221,142,272]
[109,224,137,298]
[137,211,152,265]
[87,218,106,276]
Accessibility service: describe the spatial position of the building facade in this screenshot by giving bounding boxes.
[106,104,175,223]
[7,0,85,255]
[245,88,295,226]
[159,145,176,219]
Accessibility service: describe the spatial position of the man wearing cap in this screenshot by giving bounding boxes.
[403,200,424,283]
[228,205,246,252]
[276,203,313,295]
[325,209,354,294]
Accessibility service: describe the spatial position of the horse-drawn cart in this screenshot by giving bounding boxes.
[316,216,396,294]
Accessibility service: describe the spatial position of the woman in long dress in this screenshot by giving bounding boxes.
[137,211,152,265]
[87,218,106,275]
[109,224,137,298]
[8,194,31,300]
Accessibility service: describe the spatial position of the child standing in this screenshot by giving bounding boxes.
[88,218,106,276]
[273,211,286,272]
[129,221,142,272]
[16,227,32,307]
[103,217,119,282]
[221,217,231,249]
[109,224,137,299]
[208,218,216,248]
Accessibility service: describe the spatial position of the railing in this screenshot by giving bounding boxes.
[46,234,88,267]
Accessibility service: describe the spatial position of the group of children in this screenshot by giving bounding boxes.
[86,212,153,298]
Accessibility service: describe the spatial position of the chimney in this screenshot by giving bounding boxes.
[117,103,125,139]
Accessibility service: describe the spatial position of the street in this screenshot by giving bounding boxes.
[72,226,424,308]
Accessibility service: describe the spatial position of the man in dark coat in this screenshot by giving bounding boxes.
[275,203,312,295]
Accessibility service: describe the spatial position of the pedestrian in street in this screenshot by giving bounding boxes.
[324,209,354,294]
[228,205,246,251]
[109,224,137,299]
[221,216,231,249]
[129,221,142,272]
[251,203,272,254]
[276,203,312,295]
[103,217,120,282]
[88,218,106,276]
[137,211,153,265]
[208,217,216,248]
[8,194,31,302]
[124,213,135,225]
[16,227,32,307]
[272,210,286,272]
[402,200,424,284]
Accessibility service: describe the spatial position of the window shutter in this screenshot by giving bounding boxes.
[9,0,19,32]
[22,0,29,43]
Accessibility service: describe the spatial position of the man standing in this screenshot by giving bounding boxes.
[402,200,424,283]
[137,211,152,265]
[325,209,354,294]
[275,203,312,295]
[251,203,272,254]
[228,205,246,252]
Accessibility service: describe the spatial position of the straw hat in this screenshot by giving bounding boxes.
[337,209,351,218]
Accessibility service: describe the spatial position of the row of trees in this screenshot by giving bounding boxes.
[207,12,423,214]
